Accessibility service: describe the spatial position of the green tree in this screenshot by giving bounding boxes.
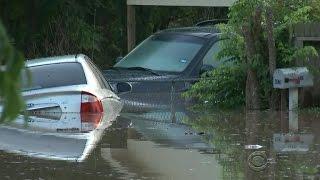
[0,21,25,122]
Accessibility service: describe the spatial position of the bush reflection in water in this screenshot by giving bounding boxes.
[184,109,320,179]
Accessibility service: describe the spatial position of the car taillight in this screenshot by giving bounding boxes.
[80,92,103,113]
[80,92,103,132]
[81,113,103,132]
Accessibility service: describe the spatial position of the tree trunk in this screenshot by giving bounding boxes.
[253,5,262,49]
[266,7,277,110]
[243,25,261,110]
[246,69,260,110]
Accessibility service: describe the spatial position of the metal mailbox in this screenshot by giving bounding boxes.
[273,67,313,89]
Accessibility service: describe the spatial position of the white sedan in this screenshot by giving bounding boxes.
[20,54,127,115]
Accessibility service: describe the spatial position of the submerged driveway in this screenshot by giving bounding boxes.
[0,106,320,179]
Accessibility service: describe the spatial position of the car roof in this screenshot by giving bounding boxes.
[158,26,220,39]
[25,54,86,67]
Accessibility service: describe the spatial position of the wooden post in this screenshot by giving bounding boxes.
[289,88,299,132]
[127,5,136,53]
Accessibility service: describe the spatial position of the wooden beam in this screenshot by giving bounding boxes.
[296,37,320,41]
[127,0,235,7]
[127,5,136,52]
[294,23,320,38]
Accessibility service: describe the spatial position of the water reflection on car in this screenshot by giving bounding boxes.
[0,110,119,162]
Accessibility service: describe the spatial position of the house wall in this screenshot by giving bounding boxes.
[294,23,320,107]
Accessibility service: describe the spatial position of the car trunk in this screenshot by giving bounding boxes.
[22,85,91,114]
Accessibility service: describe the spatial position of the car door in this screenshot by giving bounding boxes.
[182,40,224,92]
[201,40,226,72]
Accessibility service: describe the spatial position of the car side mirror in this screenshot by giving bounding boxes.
[116,82,132,94]
[200,64,214,74]
[116,56,123,63]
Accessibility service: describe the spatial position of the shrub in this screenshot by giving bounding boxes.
[183,65,246,109]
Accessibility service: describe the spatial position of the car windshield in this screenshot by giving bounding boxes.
[21,62,87,91]
[115,34,205,72]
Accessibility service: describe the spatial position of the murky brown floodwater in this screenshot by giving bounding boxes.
[0,109,320,180]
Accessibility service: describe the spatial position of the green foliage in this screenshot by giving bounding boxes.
[186,0,320,109]
[0,0,109,67]
[216,24,245,61]
[282,46,318,63]
[310,0,320,20]
[0,22,24,123]
[228,0,262,26]
[32,14,103,56]
[183,65,246,109]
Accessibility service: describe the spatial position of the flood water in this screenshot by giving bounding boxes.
[0,109,320,179]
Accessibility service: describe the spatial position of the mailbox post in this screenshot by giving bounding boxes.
[273,67,313,131]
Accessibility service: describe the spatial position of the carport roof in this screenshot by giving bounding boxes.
[127,0,235,7]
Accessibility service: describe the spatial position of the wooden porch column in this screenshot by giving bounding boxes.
[127,5,136,52]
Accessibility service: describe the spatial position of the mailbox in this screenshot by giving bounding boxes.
[273,133,314,153]
[273,67,313,89]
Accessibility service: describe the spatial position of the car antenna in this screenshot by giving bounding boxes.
[91,9,96,60]
[195,19,228,27]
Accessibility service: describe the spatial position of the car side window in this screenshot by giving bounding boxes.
[93,64,112,90]
[86,58,112,90]
[94,67,107,89]
[99,72,112,90]
[202,41,225,68]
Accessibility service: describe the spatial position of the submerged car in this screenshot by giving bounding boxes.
[0,54,124,161]
[104,26,228,112]
[19,54,124,115]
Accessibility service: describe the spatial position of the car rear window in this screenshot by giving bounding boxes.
[22,62,87,91]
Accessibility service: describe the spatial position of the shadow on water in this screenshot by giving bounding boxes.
[1,105,320,179]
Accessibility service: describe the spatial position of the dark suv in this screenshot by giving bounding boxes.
[104,26,225,113]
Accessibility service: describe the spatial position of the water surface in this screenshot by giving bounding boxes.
[0,109,319,179]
